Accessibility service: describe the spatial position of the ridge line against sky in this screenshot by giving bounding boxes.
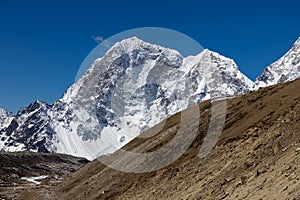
[0,0,300,113]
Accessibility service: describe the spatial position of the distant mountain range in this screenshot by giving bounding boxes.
[0,37,299,160]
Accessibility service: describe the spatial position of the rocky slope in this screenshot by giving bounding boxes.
[53,78,300,200]
[0,37,254,160]
[0,152,88,200]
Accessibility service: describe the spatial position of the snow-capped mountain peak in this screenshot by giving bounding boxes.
[254,37,300,88]
[0,37,254,160]
[62,37,183,104]
[0,108,11,119]
[113,37,181,56]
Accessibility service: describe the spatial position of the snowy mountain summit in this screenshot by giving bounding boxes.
[0,37,254,159]
[255,37,300,88]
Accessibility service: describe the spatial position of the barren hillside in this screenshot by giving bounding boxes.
[54,79,300,199]
[0,152,88,199]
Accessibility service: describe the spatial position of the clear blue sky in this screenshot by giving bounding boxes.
[0,0,300,113]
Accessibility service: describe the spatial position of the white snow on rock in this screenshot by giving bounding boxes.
[254,37,300,89]
[1,37,257,160]
[21,175,48,185]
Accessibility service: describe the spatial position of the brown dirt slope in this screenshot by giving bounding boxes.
[14,78,298,199]
[55,78,300,200]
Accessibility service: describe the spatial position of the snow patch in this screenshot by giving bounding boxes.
[21,175,48,185]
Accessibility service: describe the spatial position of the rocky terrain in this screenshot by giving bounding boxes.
[0,37,300,199]
[0,152,88,199]
[0,77,299,200]
[51,78,300,200]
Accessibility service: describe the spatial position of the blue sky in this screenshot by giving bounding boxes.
[0,0,300,113]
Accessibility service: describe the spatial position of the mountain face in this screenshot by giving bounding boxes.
[55,78,300,200]
[0,37,254,159]
[254,37,300,88]
[0,108,13,129]
[0,101,55,152]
